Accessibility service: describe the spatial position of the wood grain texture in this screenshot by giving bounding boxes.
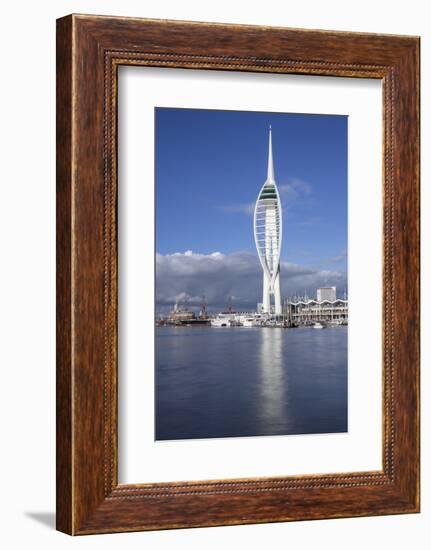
[56,14,420,535]
[56,15,73,535]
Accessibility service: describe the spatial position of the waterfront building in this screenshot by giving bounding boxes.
[316,286,337,302]
[285,296,348,326]
[254,127,283,316]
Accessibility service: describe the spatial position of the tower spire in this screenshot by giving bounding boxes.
[267,125,274,181]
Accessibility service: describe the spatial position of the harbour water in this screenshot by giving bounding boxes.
[156,326,348,441]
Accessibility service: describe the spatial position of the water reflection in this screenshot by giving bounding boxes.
[155,326,347,440]
[258,329,286,427]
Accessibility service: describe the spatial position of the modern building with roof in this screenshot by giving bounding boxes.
[284,288,348,325]
[317,286,337,302]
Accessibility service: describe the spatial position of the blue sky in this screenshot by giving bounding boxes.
[155,107,347,308]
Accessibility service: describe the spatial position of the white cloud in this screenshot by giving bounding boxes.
[278,178,312,200]
[219,202,255,216]
[323,250,348,265]
[156,250,347,311]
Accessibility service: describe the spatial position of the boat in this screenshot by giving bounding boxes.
[313,322,326,329]
[327,319,343,327]
[166,302,210,326]
[210,316,230,327]
[264,318,279,327]
[241,317,260,327]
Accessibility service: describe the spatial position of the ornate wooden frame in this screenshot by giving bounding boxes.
[56,14,420,534]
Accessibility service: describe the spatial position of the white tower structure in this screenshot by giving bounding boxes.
[254,127,283,316]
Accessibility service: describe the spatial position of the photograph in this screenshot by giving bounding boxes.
[155,107,349,441]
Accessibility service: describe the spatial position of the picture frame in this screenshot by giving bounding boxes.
[56,14,420,535]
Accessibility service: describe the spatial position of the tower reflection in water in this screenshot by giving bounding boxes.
[257,328,289,432]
